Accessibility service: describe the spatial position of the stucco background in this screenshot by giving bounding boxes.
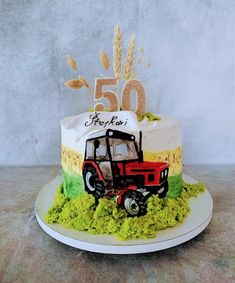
[0,0,234,166]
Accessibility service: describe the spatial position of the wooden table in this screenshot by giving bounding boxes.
[0,166,234,283]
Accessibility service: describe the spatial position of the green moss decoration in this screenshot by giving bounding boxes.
[138,111,161,122]
[45,181,205,240]
[44,184,67,224]
[182,180,206,197]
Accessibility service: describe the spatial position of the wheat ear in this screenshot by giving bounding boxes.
[66,55,77,70]
[113,25,122,80]
[100,50,109,70]
[124,34,135,81]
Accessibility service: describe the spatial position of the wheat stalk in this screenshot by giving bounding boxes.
[100,50,109,70]
[124,34,135,81]
[113,25,122,79]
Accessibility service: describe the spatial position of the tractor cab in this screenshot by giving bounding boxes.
[84,129,140,184]
[85,129,140,161]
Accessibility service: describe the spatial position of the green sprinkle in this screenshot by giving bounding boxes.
[138,112,161,122]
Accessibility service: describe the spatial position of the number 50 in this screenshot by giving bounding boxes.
[94,78,146,116]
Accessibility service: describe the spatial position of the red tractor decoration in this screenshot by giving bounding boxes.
[82,129,169,216]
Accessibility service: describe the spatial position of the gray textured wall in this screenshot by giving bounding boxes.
[0,0,234,166]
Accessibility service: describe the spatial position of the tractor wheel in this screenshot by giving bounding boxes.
[83,166,105,199]
[157,181,169,198]
[121,190,147,216]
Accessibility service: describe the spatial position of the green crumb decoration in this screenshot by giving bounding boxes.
[138,112,161,122]
[88,198,127,235]
[182,180,206,197]
[56,193,95,230]
[45,181,206,240]
[44,184,67,224]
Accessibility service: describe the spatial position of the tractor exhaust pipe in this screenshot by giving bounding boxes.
[138,131,143,162]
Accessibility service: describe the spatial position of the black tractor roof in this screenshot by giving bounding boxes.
[86,129,136,142]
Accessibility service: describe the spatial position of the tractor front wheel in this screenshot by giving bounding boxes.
[83,166,105,199]
[121,190,146,216]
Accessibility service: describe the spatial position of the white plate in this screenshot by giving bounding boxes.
[35,175,213,254]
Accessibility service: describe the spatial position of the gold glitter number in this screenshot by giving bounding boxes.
[94,78,118,112]
[121,80,146,116]
[94,78,146,115]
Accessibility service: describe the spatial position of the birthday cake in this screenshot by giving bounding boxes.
[45,26,206,240]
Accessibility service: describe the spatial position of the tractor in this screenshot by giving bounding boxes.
[82,129,169,216]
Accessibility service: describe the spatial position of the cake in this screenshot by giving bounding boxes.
[45,26,206,240]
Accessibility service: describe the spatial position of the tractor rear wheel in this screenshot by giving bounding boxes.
[121,190,146,216]
[83,166,105,199]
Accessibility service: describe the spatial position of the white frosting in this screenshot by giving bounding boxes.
[140,115,181,151]
[61,111,181,154]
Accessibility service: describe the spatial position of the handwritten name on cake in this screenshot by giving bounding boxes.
[85,112,128,128]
